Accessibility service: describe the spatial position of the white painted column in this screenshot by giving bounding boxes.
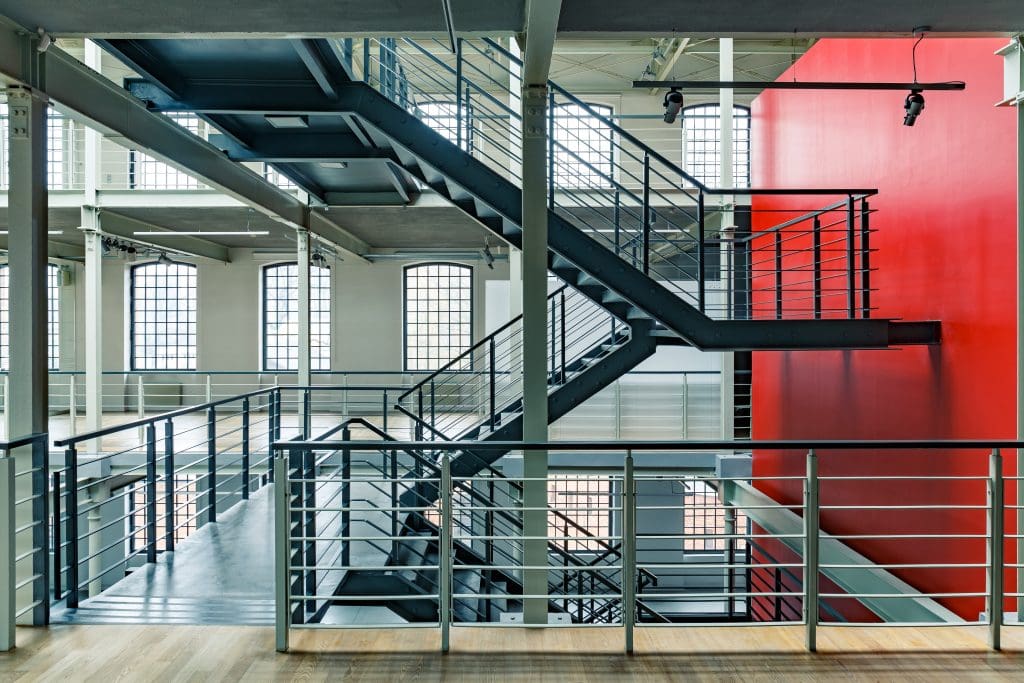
[6,84,48,626]
[82,218,103,454]
[719,38,736,442]
[296,229,311,436]
[521,84,550,624]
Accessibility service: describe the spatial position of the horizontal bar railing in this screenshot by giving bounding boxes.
[273,438,1022,654]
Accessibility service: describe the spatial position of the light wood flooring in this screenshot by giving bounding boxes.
[3,624,1024,681]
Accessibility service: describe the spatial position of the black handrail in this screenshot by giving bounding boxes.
[54,387,277,447]
[0,432,49,450]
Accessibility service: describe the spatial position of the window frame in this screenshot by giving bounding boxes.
[129,260,198,371]
[551,101,615,190]
[260,261,332,372]
[415,99,473,151]
[0,262,61,371]
[681,103,751,189]
[402,262,474,372]
[128,113,204,190]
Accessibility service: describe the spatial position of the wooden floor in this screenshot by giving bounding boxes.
[3,625,1024,681]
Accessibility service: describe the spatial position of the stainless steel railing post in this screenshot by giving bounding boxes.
[623,450,636,654]
[804,448,819,652]
[274,449,289,653]
[988,448,1004,651]
[440,454,452,653]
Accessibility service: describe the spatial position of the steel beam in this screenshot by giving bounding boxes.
[208,132,390,162]
[289,39,344,100]
[97,210,231,262]
[0,17,368,259]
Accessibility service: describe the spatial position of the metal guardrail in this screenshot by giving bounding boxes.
[273,438,1022,654]
[0,432,50,651]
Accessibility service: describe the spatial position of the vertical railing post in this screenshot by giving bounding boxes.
[417,388,425,442]
[64,446,79,609]
[207,405,217,524]
[623,450,636,654]
[614,190,621,256]
[268,391,277,483]
[547,90,556,209]
[0,451,13,651]
[559,289,567,383]
[342,427,351,567]
[145,423,157,563]
[774,230,783,320]
[273,388,282,442]
[303,447,315,615]
[489,336,497,430]
[846,194,855,319]
[164,419,175,552]
[860,199,871,319]
[698,192,706,313]
[804,449,819,652]
[52,470,62,601]
[430,380,436,439]
[813,216,822,320]
[382,388,389,434]
[274,449,289,652]
[642,154,651,275]
[302,389,311,440]
[455,38,464,150]
[988,448,1004,651]
[440,454,452,653]
[31,437,50,625]
[241,397,251,500]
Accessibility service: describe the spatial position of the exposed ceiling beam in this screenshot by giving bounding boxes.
[0,17,373,261]
[96,210,232,262]
[522,0,563,84]
[0,237,85,260]
[650,37,691,93]
[289,38,344,100]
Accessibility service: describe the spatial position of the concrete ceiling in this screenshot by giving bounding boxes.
[3,1,1021,38]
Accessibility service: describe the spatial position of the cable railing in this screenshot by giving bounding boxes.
[396,285,628,443]
[273,438,1022,654]
[355,36,876,323]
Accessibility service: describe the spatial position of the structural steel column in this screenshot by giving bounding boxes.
[521,83,550,624]
[82,216,103,453]
[718,38,736,443]
[296,229,312,435]
[6,84,48,626]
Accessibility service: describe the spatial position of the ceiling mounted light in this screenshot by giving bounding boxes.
[480,242,495,270]
[662,88,684,124]
[318,161,349,170]
[133,231,270,237]
[157,252,174,266]
[265,114,309,129]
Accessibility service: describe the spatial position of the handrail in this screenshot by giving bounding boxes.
[0,432,49,451]
[54,386,276,447]
[278,438,1021,451]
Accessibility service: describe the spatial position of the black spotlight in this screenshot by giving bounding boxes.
[663,88,683,124]
[903,89,925,126]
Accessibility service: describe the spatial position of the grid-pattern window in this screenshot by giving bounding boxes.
[0,105,79,190]
[553,103,613,189]
[417,101,470,149]
[262,263,331,371]
[130,262,198,370]
[263,163,298,189]
[548,475,612,553]
[683,479,748,551]
[127,475,200,553]
[130,114,203,189]
[403,263,472,371]
[682,104,751,188]
[0,263,61,371]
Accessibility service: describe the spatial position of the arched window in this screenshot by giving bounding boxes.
[682,104,751,188]
[130,261,197,370]
[262,262,331,371]
[0,263,61,370]
[552,102,613,189]
[416,101,471,150]
[404,263,472,371]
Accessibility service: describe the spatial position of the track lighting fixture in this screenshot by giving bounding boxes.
[157,252,174,266]
[480,242,495,269]
[903,90,925,126]
[662,88,683,124]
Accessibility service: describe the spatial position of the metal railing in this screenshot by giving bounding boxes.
[273,438,1023,654]
[0,432,50,650]
[355,36,876,322]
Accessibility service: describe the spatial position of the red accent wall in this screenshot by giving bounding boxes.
[751,38,1018,620]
